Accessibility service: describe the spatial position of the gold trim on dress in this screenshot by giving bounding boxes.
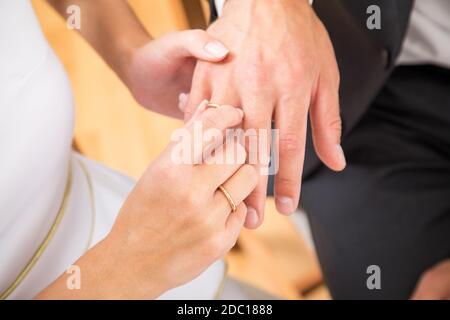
[0,157,97,300]
[1,157,228,300]
[77,158,96,252]
[213,260,229,300]
[0,163,73,300]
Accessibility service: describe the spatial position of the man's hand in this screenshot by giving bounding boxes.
[185,0,346,228]
[411,259,450,300]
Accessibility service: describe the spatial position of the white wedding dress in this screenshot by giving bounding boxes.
[0,0,259,300]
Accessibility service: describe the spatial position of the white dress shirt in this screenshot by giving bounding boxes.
[398,0,450,69]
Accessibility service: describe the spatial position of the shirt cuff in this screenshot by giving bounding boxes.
[214,0,314,17]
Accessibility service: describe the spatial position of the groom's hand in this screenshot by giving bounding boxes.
[412,259,450,300]
[185,0,346,228]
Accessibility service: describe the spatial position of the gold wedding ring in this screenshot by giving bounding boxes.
[206,102,221,109]
[218,185,237,213]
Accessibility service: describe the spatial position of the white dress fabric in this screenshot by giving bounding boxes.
[0,0,227,300]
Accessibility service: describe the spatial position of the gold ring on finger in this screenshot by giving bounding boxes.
[218,185,237,213]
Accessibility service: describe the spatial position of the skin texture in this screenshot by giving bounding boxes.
[411,259,450,300]
[185,0,346,228]
[36,103,258,299]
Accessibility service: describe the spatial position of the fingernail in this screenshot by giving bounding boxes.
[336,145,347,170]
[178,93,188,112]
[246,207,259,226]
[276,196,295,215]
[204,41,229,58]
[236,108,244,119]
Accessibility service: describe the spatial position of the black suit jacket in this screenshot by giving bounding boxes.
[209,0,414,180]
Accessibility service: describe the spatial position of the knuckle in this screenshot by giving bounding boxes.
[329,116,342,134]
[199,183,213,199]
[279,94,309,117]
[241,56,270,88]
[285,57,314,82]
[289,62,306,80]
[220,105,242,124]
[247,50,266,73]
[279,133,303,156]
[187,29,205,41]
[220,104,237,115]
[275,175,297,191]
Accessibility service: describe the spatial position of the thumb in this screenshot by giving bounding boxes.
[310,82,346,172]
[163,29,229,62]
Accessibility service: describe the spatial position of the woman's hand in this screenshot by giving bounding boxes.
[36,102,257,299]
[108,102,257,298]
[123,30,230,119]
[47,1,229,119]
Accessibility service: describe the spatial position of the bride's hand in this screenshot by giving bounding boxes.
[108,101,256,298]
[38,102,255,300]
[38,101,257,300]
[123,30,230,119]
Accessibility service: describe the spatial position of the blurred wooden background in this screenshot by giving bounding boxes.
[32,0,329,300]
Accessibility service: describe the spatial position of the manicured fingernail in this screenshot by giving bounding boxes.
[276,197,295,215]
[204,41,229,58]
[336,145,347,170]
[178,93,188,112]
[236,108,244,118]
[246,207,259,226]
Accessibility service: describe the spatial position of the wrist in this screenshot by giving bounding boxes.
[98,230,168,299]
[221,0,312,25]
[113,31,152,87]
[222,0,310,11]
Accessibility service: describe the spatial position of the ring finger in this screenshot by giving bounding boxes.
[213,164,259,223]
